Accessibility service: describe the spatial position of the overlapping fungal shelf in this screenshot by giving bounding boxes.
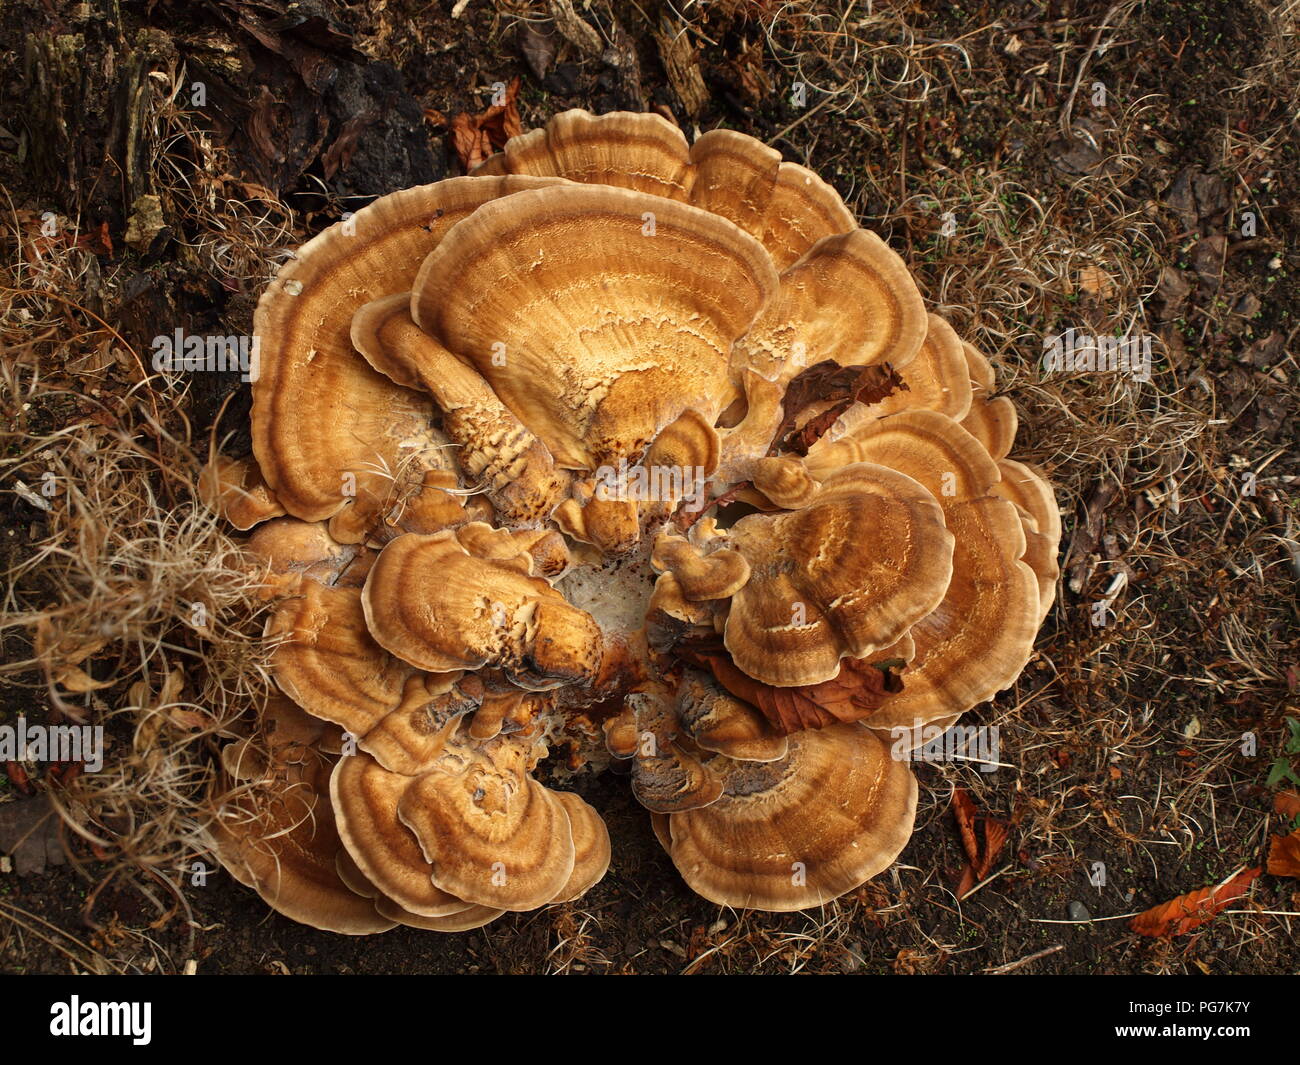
[203,110,1059,930]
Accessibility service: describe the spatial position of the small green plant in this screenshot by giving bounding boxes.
[1265,716,1300,790]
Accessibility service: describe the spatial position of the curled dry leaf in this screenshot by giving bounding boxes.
[951,787,1009,898]
[773,362,904,455]
[1129,867,1260,938]
[1273,789,1300,821]
[1266,830,1300,879]
[445,76,524,171]
[678,637,903,734]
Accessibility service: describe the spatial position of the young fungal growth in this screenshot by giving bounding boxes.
[206,109,1060,931]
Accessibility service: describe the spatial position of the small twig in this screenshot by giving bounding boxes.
[983,944,1065,974]
[1059,2,1133,137]
[766,93,837,150]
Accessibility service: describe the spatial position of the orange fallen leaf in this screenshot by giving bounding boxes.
[1130,867,1260,937]
[678,638,902,734]
[443,76,524,171]
[952,788,979,865]
[950,788,1010,898]
[1266,830,1300,878]
[1274,790,1300,821]
[980,821,1010,878]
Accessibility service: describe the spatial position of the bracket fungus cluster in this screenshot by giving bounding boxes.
[207,110,1060,930]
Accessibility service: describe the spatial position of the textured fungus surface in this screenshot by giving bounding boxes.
[207,110,1059,931]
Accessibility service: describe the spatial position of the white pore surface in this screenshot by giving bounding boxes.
[557,546,658,640]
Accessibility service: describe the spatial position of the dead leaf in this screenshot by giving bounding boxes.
[772,362,904,456]
[445,76,524,172]
[4,762,32,795]
[951,788,1010,898]
[34,617,110,692]
[981,821,1010,878]
[0,795,68,876]
[1266,831,1300,878]
[1077,265,1115,298]
[1130,867,1260,937]
[322,110,378,179]
[677,637,902,734]
[952,788,979,865]
[1274,790,1300,821]
[518,22,557,81]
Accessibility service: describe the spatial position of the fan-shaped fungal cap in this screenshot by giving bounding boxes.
[490,109,694,199]
[373,893,505,932]
[992,459,1061,618]
[602,704,640,759]
[737,229,926,384]
[627,691,724,813]
[804,408,1001,502]
[362,531,603,688]
[252,175,562,532]
[553,494,641,556]
[479,111,860,272]
[549,790,612,903]
[687,127,781,237]
[675,670,788,762]
[666,723,917,910]
[330,751,478,916]
[725,463,955,686]
[749,455,819,509]
[758,162,859,270]
[199,454,285,530]
[409,183,779,469]
[645,572,718,652]
[269,580,426,736]
[245,518,363,589]
[641,407,721,486]
[864,496,1040,738]
[351,674,481,776]
[217,107,1060,928]
[350,293,571,525]
[993,458,1062,546]
[396,738,577,911]
[651,530,751,602]
[959,343,1018,459]
[213,746,394,934]
[452,522,571,578]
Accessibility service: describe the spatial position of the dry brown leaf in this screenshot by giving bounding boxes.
[980,820,1010,878]
[34,617,110,691]
[951,789,1010,898]
[1130,867,1260,937]
[952,788,979,865]
[445,76,524,171]
[1266,831,1300,878]
[1273,789,1300,821]
[54,664,113,693]
[677,638,902,734]
[773,362,904,456]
